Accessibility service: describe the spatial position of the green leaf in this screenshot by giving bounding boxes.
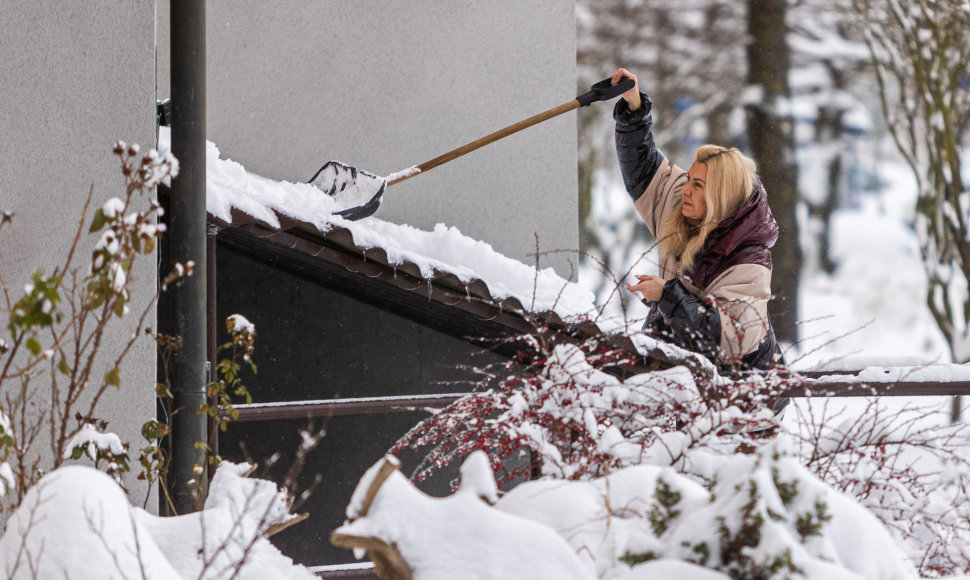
[141,419,169,441]
[113,296,126,318]
[26,336,41,356]
[105,366,121,388]
[70,446,85,460]
[57,357,71,376]
[155,382,173,398]
[89,209,106,233]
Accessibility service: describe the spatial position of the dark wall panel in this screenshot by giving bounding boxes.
[216,242,498,565]
[216,243,499,403]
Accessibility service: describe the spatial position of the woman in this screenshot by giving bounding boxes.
[611,68,784,373]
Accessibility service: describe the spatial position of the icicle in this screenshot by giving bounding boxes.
[392,267,397,279]
[465,285,471,302]
[426,280,433,301]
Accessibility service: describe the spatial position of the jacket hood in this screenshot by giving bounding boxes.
[705,182,778,257]
[685,182,778,289]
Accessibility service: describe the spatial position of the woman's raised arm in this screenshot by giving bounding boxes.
[612,68,664,203]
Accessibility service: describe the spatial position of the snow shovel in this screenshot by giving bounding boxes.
[310,76,636,221]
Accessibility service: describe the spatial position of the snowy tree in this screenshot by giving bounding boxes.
[746,0,802,345]
[788,0,873,275]
[851,0,970,364]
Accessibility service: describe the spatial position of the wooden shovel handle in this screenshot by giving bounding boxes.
[387,99,581,187]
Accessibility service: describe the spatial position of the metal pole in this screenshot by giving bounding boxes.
[168,0,208,514]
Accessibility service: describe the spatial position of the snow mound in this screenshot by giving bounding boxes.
[0,463,315,580]
[0,465,178,579]
[335,451,591,580]
[344,442,921,579]
[496,438,917,580]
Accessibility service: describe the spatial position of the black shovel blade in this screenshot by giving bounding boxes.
[308,160,387,221]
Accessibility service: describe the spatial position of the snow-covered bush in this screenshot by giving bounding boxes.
[387,332,970,576]
[791,397,970,576]
[0,461,314,579]
[393,337,792,488]
[338,445,919,579]
[334,452,591,580]
[498,438,917,579]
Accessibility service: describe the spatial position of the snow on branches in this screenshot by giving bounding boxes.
[850,0,970,362]
[791,397,970,576]
[392,336,791,489]
[386,331,970,576]
[0,139,188,506]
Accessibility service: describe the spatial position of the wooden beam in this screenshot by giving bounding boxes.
[232,377,970,425]
[234,394,466,422]
[311,564,377,579]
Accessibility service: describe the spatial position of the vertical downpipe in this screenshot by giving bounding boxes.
[169,0,208,514]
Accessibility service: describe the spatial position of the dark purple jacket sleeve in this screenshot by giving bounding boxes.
[613,92,665,202]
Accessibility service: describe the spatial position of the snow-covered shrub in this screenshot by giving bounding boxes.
[64,421,130,485]
[334,452,592,580]
[498,438,917,579]
[388,331,970,575]
[0,462,315,579]
[339,444,918,580]
[791,397,970,576]
[392,337,793,487]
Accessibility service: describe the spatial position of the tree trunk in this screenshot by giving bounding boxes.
[745,0,801,345]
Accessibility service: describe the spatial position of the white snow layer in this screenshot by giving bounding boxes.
[339,445,923,580]
[63,422,126,460]
[336,452,591,580]
[0,463,315,580]
[157,127,596,318]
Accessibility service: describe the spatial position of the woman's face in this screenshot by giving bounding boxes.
[682,161,708,223]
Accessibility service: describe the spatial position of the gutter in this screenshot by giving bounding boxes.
[165,0,208,514]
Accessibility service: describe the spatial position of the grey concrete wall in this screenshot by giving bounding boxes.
[158,1,579,276]
[0,2,157,501]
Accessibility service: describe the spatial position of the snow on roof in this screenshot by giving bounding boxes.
[157,127,597,321]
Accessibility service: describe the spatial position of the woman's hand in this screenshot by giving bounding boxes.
[611,68,641,111]
[625,274,665,302]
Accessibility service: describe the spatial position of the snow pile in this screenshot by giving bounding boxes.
[335,452,590,580]
[339,445,921,580]
[157,127,596,317]
[0,463,315,579]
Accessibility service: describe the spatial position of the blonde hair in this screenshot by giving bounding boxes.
[659,145,758,270]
